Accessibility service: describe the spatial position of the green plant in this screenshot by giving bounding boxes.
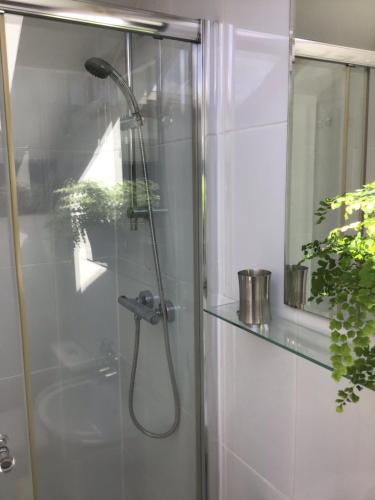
[301,181,375,411]
[54,179,160,246]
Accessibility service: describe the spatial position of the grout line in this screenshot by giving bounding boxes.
[222,444,292,500]
[217,119,287,136]
[0,372,24,383]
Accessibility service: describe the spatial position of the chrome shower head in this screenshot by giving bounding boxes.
[84,56,143,124]
[84,57,113,79]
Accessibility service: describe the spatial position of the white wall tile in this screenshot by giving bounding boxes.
[295,359,364,500]
[223,329,296,497]
[220,27,289,132]
[222,447,290,500]
[223,0,290,36]
[220,123,288,308]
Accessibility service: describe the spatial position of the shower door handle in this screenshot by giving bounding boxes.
[0,435,15,473]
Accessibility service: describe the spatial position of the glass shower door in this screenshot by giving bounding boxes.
[1,11,201,500]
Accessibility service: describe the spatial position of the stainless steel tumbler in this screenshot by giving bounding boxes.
[238,269,271,325]
[284,264,308,309]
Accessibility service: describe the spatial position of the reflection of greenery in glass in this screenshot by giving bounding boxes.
[302,182,375,411]
[54,179,160,245]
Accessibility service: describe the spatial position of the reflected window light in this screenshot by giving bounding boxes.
[80,119,121,186]
[74,243,107,293]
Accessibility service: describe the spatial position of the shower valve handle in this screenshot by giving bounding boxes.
[118,295,160,325]
[0,435,15,473]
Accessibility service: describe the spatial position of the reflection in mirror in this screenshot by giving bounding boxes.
[286,2,375,317]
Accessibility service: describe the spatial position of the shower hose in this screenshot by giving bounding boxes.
[84,58,180,438]
[127,125,181,439]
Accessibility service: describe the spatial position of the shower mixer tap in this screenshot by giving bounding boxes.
[118,290,176,324]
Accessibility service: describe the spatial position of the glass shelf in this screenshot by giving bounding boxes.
[204,302,332,371]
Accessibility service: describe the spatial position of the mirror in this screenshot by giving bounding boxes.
[285,1,375,316]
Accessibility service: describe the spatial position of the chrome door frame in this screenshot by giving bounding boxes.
[0,0,201,42]
[192,22,206,500]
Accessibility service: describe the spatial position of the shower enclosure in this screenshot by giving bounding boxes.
[0,2,204,500]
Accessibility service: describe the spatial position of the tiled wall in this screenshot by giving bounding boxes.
[205,5,375,500]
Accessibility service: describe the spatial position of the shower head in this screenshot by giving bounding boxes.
[84,57,143,125]
[84,57,113,79]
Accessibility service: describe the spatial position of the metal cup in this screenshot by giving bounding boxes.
[238,269,271,325]
[284,264,308,309]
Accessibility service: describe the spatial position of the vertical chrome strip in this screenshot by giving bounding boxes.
[0,13,39,499]
[341,65,351,202]
[192,21,206,500]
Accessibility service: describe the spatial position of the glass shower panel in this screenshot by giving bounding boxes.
[6,12,199,500]
[118,34,197,500]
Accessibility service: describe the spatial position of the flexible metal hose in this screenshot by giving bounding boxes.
[84,58,181,437]
[127,125,180,438]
